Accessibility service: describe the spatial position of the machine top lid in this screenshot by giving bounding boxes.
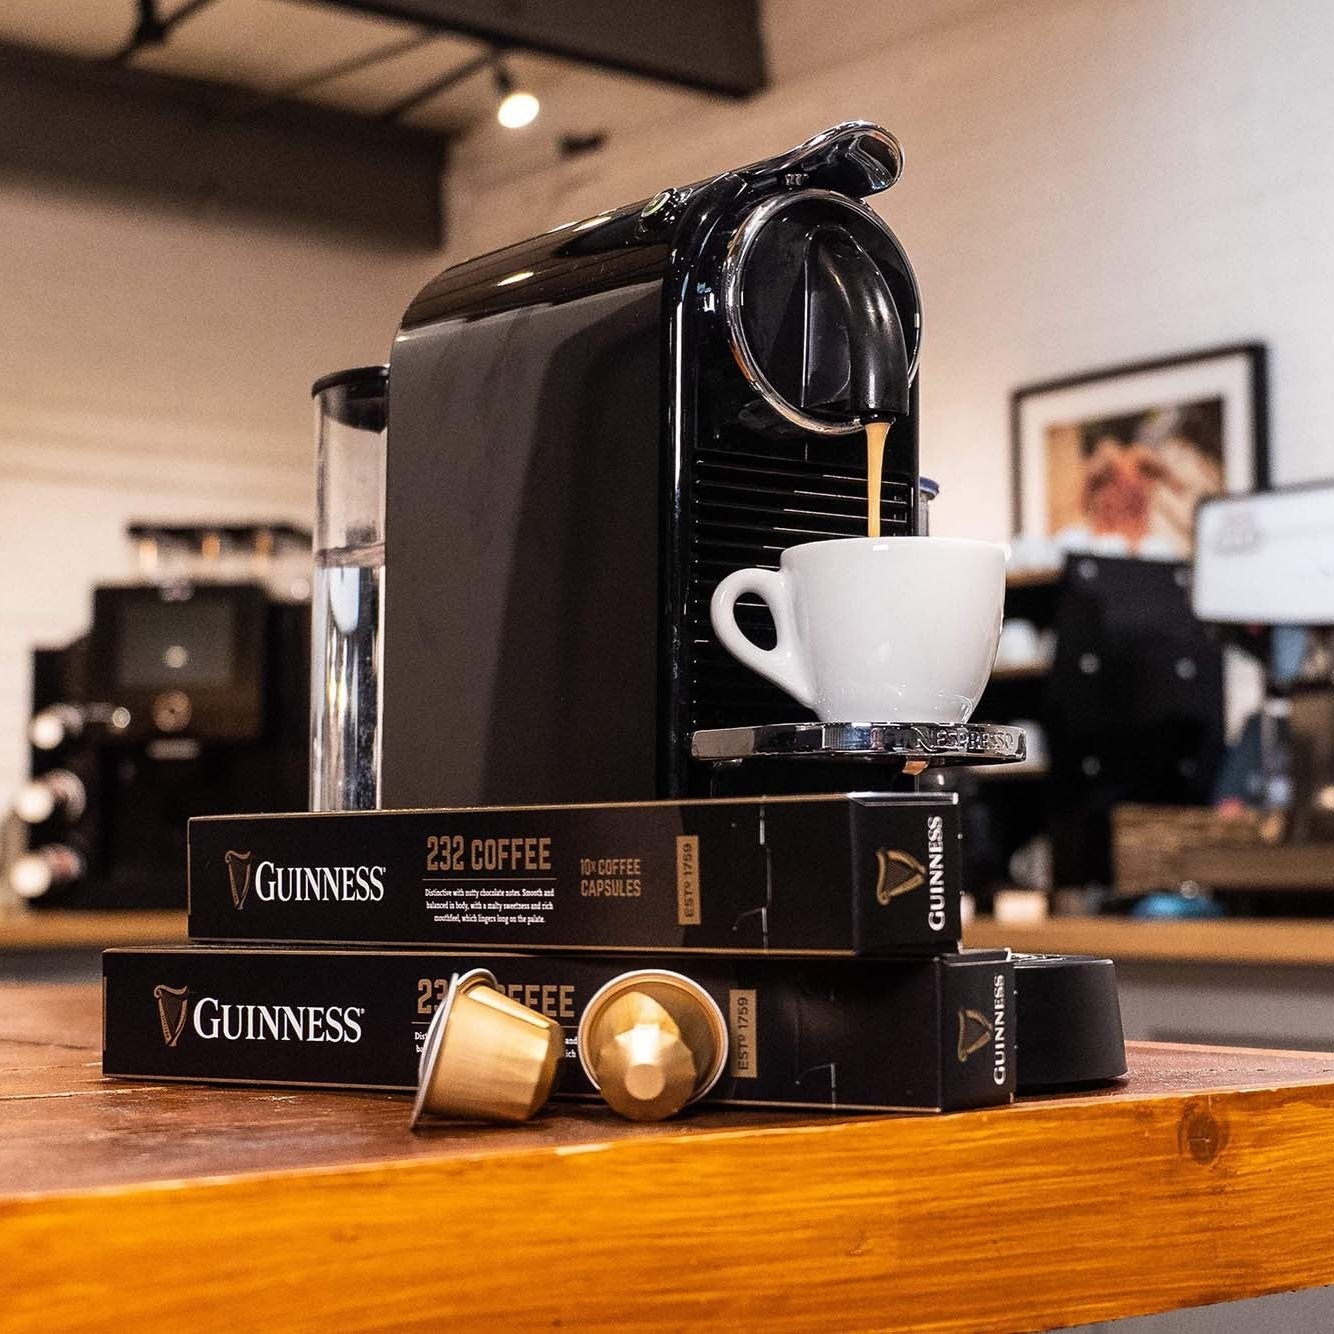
[396,122,909,339]
[740,121,905,198]
[310,364,389,397]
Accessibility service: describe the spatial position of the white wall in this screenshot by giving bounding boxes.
[0,179,437,803]
[448,0,1334,539]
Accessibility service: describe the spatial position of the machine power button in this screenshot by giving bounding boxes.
[638,189,685,231]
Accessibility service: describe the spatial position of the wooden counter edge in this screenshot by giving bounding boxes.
[0,910,186,951]
[7,1056,1334,1332]
[965,914,1334,965]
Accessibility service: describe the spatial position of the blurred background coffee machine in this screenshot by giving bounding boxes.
[3,523,311,910]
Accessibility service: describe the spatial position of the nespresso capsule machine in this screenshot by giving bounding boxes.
[381,121,1021,807]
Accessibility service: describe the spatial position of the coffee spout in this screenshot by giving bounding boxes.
[798,225,910,423]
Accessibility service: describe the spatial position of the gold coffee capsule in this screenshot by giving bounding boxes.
[578,969,728,1122]
[411,968,563,1128]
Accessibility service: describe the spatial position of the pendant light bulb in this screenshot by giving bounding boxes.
[497,89,540,129]
[493,59,538,129]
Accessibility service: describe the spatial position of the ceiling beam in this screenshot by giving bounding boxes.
[0,40,446,250]
[110,0,223,66]
[298,0,767,97]
[378,49,496,122]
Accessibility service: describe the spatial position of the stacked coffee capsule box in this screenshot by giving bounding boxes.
[102,791,1032,1120]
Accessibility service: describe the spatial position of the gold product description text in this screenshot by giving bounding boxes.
[729,989,758,1078]
[578,855,642,900]
[423,832,557,928]
[416,977,576,1021]
[425,834,551,874]
[675,834,701,926]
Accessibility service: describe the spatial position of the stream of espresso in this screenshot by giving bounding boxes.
[865,420,891,538]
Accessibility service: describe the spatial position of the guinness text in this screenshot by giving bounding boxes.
[926,814,947,931]
[192,996,365,1043]
[252,860,386,904]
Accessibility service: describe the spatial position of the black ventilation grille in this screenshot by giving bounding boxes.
[687,445,915,733]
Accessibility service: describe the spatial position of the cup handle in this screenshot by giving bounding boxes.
[710,568,816,709]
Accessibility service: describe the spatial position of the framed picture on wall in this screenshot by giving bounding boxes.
[1011,343,1268,557]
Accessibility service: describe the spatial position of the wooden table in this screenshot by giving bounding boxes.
[7,984,1334,1332]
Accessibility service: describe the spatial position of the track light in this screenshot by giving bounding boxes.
[494,61,539,129]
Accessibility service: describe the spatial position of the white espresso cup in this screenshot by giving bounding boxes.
[710,536,1006,724]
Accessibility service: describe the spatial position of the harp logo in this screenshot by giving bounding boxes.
[956,974,1010,1086]
[874,849,926,904]
[955,1007,993,1062]
[154,984,191,1048]
[874,815,948,932]
[225,850,254,911]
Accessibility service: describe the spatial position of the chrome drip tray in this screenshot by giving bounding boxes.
[691,721,1026,769]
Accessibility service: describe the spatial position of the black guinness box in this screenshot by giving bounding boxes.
[187,793,961,957]
[103,946,1014,1112]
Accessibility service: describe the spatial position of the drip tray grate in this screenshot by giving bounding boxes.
[691,721,1027,769]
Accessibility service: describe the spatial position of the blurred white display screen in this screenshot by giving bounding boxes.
[1193,484,1334,625]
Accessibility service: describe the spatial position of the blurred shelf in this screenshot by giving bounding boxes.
[989,663,1050,682]
[0,910,187,952]
[965,914,1334,966]
[1005,568,1063,589]
[957,759,1050,781]
[1173,843,1334,892]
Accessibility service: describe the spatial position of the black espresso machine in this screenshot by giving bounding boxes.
[9,524,310,909]
[382,121,1023,806]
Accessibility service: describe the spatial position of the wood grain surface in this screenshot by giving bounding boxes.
[0,909,186,952]
[965,914,1334,965]
[6,983,1334,1331]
